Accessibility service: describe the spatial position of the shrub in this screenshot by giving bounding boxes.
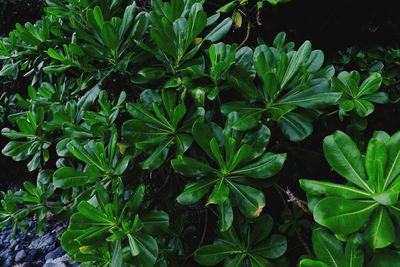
[0,0,398,266]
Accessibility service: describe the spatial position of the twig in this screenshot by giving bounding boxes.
[274,185,312,255]
[198,210,208,248]
[238,21,251,49]
[284,187,309,214]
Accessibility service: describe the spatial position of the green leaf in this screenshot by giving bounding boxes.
[92,6,105,29]
[357,72,382,96]
[43,64,71,74]
[366,133,388,191]
[278,79,341,109]
[251,214,273,245]
[209,138,225,168]
[232,152,286,179]
[171,155,217,177]
[323,131,372,193]
[119,3,136,37]
[371,191,398,206]
[101,22,119,50]
[207,179,229,205]
[218,199,233,232]
[2,140,36,161]
[367,249,400,267]
[364,207,395,249]
[313,197,378,235]
[110,241,122,267]
[354,99,374,117]
[128,234,140,256]
[281,40,312,89]
[229,144,252,170]
[299,179,370,199]
[384,131,400,188]
[132,67,166,84]
[186,3,207,49]
[216,1,237,13]
[203,18,233,43]
[77,201,113,224]
[194,244,236,266]
[278,113,313,142]
[306,50,325,73]
[249,255,274,267]
[132,233,158,267]
[299,259,329,267]
[363,92,388,104]
[229,68,260,100]
[312,228,344,267]
[67,140,105,172]
[139,140,171,170]
[53,167,96,189]
[175,134,192,155]
[47,48,64,61]
[227,181,265,218]
[344,236,364,267]
[192,121,214,158]
[176,179,215,205]
[252,234,287,259]
[141,210,169,235]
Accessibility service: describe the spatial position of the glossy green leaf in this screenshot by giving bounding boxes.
[194,244,237,266]
[176,179,215,205]
[228,181,265,218]
[313,197,378,235]
[299,179,370,199]
[278,113,313,142]
[344,236,364,267]
[299,259,329,267]
[364,207,395,248]
[312,228,344,267]
[232,152,286,179]
[101,22,118,50]
[323,131,372,193]
[207,179,229,205]
[53,167,96,189]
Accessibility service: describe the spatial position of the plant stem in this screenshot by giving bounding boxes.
[274,184,312,255]
[238,21,251,49]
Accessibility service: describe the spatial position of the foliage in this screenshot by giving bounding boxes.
[61,181,169,266]
[0,0,398,266]
[299,228,364,267]
[172,119,285,230]
[299,227,400,267]
[332,71,388,130]
[334,46,400,102]
[195,214,287,266]
[222,33,340,141]
[301,130,400,249]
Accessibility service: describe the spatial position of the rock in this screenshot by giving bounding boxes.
[45,246,64,261]
[43,261,67,267]
[57,254,74,264]
[28,233,54,250]
[0,220,75,267]
[3,255,13,267]
[15,249,26,262]
[9,239,17,250]
[0,248,11,260]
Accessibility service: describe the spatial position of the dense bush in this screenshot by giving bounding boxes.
[0,0,399,266]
